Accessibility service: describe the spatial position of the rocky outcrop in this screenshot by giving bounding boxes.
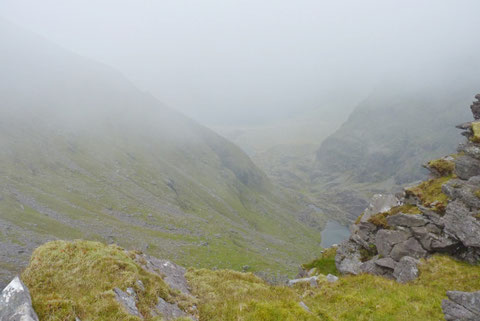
[131,254,198,321]
[114,287,142,318]
[0,276,39,321]
[442,290,480,321]
[471,94,480,120]
[336,95,480,282]
[361,194,401,223]
[135,253,192,296]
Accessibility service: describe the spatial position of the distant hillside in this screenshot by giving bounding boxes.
[0,19,325,286]
[313,81,479,221]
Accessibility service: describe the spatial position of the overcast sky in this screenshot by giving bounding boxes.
[1,0,479,126]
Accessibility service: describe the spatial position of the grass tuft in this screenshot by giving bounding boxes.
[426,158,455,176]
[22,240,195,321]
[186,255,480,321]
[302,247,338,276]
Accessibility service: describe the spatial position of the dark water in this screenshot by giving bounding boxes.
[320,220,350,248]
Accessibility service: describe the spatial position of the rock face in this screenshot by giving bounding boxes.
[0,276,39,321]
[111,254,197,320]
[442,290,480,321]
[131,254,198,320]
[135,254,192,296]
[114,287,142,318]
[336,95,480,282]
[361,194,400,223]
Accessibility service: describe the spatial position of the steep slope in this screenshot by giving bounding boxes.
[0,20,324,286]
[313,80,479,221]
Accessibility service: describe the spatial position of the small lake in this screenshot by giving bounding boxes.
[320,220,350,248]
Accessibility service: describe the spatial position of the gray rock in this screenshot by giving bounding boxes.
[458,141,480,159]
[287,276,319,287]
[471,95,480,119]
[390,238,428,261]
[299,301,311,313]
[456,122,473,130]
[455,155,480,180]
[386,214,428,228]
[419,206,444,228]
[113,287,141,318]
[135,254,191,295]
[326,274,339,283]
[442,290,480,321]
[350,222,378,249]
[375,230,410,258]
[152,297,189,320]
[374,257,397,270]
[442,299,478,321]
[361,194,400,223]
[443,177,480,209]
[360,259,392,276]
[447,291,480,315]
[335,240,363,275]
[443,201,480,248]
[455,247,480,264]
[0,277,39,321]
[392,256,419,283]
[430,235,459,252]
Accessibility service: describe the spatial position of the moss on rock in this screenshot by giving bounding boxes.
[368,204,422,229]
[302,247,338,276]
[471,121,480,143]
[405,175,453,214]
[426,158,455,176]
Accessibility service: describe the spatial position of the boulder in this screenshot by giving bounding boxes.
[390,238,428,261]
[442,290,480,321]
[375,230,410,258]
[442,300,478,321]
[458,141,480,159]
[350,222,378,249]
[455,155,480,180]
[443,201,480,248]
[0,276,39,321]
[326,274,339,283]
[374,257,397,270]
[335,241,363,275]
[392,256,419,283]
[360,259,392,277]
[442,177,480,209]
[386,213,428,228]
[360,194,400,223]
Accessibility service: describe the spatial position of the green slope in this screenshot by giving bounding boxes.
[0,19,324,286]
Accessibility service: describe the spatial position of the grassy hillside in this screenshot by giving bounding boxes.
[0,19,325,286]
[22,240,480,321]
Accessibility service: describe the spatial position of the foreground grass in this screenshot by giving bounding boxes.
[22,241,194,321]
[21,241,480,321]
[186,255,480,321]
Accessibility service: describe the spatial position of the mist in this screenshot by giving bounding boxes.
[1,0,479,127]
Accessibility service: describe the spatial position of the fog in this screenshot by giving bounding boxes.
[1,0,480,127]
